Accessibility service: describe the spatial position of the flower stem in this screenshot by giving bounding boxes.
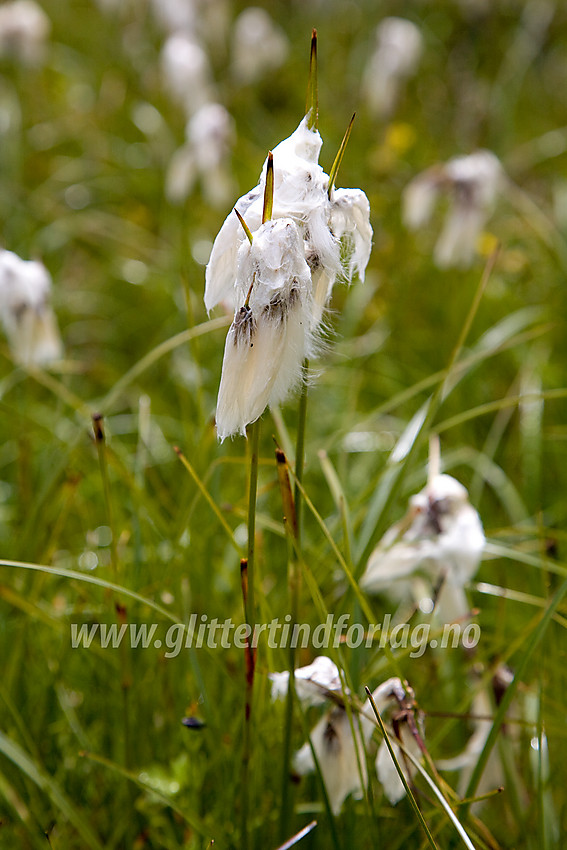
[274,445,300,841]
[240,418,260,847]
[275,359,308,841]
[245,418,260,625]
[294,360,309,546]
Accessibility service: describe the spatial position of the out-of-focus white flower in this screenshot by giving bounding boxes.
[270,656,343,706]
[364,677,422,805]
[149,0,229,45]
[360,474,485,623]
[0,0,50,66]
[363,17,423,119]
[205,116,372,323]
[231,7,289,85]
[166,102,235,207]
[294,675,421,813]
[215,217,314,440]
[0,250,63,366]
[403,151,504,268]
[375,718,422,805]
[293,703,368,816]
[160,32,215,118]
[149,0,197,35]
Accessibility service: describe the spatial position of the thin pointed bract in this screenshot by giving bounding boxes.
[262,151,274,224]
[235,208,254,245]
[305,28,318,129]
[327,113,356,199]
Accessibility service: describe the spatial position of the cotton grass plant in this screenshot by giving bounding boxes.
[1,2,567,849]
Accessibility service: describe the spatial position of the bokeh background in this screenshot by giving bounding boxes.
[1,0,567,847]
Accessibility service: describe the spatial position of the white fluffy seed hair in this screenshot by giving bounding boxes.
[269,656,343,706]
[359,473,485,621]
[205,116,331,313]
[215,218,314,440]
[403,151,503,268]
[292,676,409,814]
[0,249,62,365]
[293,706,368,816]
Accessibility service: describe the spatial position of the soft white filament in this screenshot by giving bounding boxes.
[0,250,63,366]
[215,218,313,440]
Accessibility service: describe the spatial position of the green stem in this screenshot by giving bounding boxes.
[92,414,118,577]
[278,365,308,838]
[294,360,309,547]
[241,418,261,848]
[246,419,260,626]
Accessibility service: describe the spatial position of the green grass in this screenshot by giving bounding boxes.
[1,1,567,847]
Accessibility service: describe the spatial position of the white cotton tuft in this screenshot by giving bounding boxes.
[205,118,328,310]
[292,676,417,814]
[149,0,197,35]
[205,116,330,314]
[360,473,485,622]
[293,706,368,816]
[403,150,504,268]
[0,250,63,366]
[215,218,313,440]
[205,117,372,321]
[360,678,422,804]
[270,656,342,706]
[375,724,421,805]
[330,188,373,283]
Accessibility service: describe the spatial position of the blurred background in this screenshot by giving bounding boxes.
[1,0,567,847]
